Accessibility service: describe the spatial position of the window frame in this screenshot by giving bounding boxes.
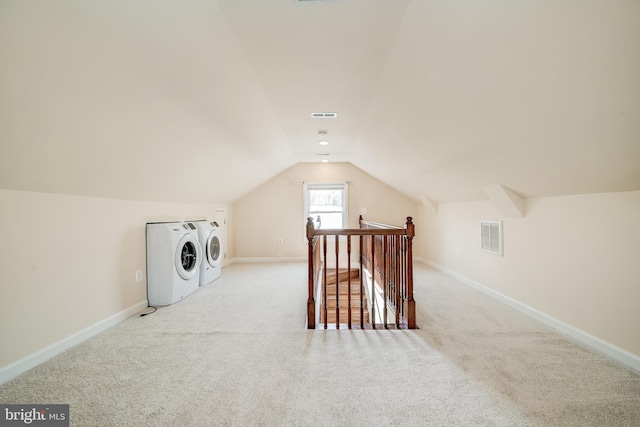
[303,182,349,230]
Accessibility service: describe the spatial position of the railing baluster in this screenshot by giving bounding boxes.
[406,236,410,321]
[383,235,388,329]
[395,235,401,328]
[388,235,393,325]
[359,235,364,329]
[398,236,406,322]
[402,233,408,322]
[371,235,376,329]
[347,235,352,329]
[315,237,321,327]
[335,234,340,328]
[323,235,328,329]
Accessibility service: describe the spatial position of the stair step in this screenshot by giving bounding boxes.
[323,289,367,299]
[324,286,364,296]
[325,268,360,282]
[324,299,367,309]
[324,309,370,324]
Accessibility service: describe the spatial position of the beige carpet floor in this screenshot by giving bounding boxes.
[1,262,639,426]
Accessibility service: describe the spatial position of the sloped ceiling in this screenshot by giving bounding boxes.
[1,0,639,204]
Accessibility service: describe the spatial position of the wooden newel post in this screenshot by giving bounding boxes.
[306,217,316,329]
[405,217,416,329]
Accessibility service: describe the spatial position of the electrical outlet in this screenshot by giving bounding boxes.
[135,270,143,282]
[277,238,283,245]
[361,208,367,215]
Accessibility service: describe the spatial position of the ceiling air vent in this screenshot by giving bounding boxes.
[311,112,338,118]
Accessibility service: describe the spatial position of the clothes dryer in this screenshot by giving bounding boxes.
[193,220,222,285]
[146,222,202,306]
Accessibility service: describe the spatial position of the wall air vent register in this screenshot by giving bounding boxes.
[480,220,503,256]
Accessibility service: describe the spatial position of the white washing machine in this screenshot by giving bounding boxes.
[193,220,222,285]
[146,222,202,306]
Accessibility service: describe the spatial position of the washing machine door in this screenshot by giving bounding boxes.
[175,233,201,280]
[207,231,221,267]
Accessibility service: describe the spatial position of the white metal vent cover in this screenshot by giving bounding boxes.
[311,112,338,118]
[480,220,503,256]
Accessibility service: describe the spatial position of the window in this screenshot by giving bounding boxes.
[480,220,503,256]
[304,183,348,229]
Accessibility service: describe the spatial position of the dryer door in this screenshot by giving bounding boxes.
[207,232,221,267]
[207,231,222,267]
[175,234,201,280]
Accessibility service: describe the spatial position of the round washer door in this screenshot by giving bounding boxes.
[175,233,201,280]
[207,233,221,266]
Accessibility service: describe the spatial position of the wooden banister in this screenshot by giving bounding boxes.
[306,217,318,329]
[306,215,416,329]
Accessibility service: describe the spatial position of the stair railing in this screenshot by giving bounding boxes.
[306,216,416,329]
[359,216,416,329]
[306,218,322,329]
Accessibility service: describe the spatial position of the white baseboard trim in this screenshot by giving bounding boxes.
[0,300,149,385]
[229,257,306,264]
[417,258,640,372]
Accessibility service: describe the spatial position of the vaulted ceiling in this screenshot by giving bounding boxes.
[1,0,639,204]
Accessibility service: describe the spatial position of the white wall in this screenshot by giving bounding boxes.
[416,190,640,357]
[232,162,417,260]
[0,189,226,371]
